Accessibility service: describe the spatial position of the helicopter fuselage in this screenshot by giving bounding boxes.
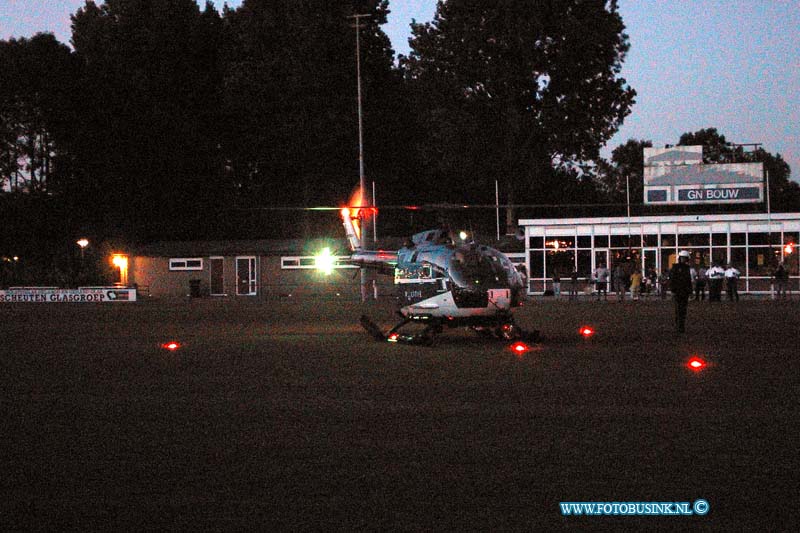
[392,233,524,323]
[342,210,532,343]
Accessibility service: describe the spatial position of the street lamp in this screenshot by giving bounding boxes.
[77,238,89,261]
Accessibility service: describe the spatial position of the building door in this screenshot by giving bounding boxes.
[236,256,257,296]
[209,257,224,296]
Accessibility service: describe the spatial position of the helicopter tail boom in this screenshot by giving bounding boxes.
[348,250,398,274]
[341,207,363,251]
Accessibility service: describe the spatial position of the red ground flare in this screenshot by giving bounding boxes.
[687,356,707,371]
[579,326,595,338]
[510,341,530,354]
[161,341,181,351]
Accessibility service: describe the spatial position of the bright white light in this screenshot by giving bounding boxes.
[459,231,468,241]
[77,238,89,249]
[315,247,335,275]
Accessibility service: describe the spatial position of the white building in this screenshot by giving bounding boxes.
[519,213,800,295]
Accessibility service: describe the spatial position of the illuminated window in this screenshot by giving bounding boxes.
[280,255,356,270]
[169,258,203,271]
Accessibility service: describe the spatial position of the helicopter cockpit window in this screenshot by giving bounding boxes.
[448,246,508,289]
[395,262,437,283]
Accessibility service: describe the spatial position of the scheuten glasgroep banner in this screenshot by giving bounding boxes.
[643,146,763,205]
[0,288,137,303]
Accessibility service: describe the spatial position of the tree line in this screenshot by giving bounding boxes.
[1,0,796,279]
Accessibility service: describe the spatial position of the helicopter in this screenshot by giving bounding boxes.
[340,203,540,345]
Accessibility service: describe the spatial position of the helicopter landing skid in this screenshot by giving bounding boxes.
[359,314,541,345]
[359,315,440,345]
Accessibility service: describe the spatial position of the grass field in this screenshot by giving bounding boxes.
[2,295,798,530]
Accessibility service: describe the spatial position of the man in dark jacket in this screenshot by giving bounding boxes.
[670,251,693,333]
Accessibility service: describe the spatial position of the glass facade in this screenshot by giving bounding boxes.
[523,215,800,294]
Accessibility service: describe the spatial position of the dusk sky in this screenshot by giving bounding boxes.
[2,0,798,181]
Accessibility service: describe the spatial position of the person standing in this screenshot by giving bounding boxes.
[646,267,658,298]
[569,268,579,300]
[670,251,693,333]
[658,270,669,300]
[724,264,740,302]
[694,264,707,301]
[613,263,626,302]
[630,269,643,301]
[707,262,725,302]
[774,262,789,299]
[593,263,609,301]
[552,270,561,299]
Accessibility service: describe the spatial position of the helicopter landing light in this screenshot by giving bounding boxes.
[315,247,335,275]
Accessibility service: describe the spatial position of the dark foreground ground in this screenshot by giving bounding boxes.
[2,295,798,530]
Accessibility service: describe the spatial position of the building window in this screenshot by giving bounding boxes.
[169,258,203,271]
[712,233,727,246]
[577,250,592,277]
[730,248,746,270]
[546,236,575,249]
[748,246,776,276]
[610,235,628,248]
[679,234,709,247]
[529,251,544,278]
[594,235,608,248]
[280,255,355,270]
[711,248,727,266]
[546,249,574,278]
[577,235,591,248]
[748,233,770,246]
[529,236,543,249]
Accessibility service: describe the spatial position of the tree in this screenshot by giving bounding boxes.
[595,138,652,204]
[219,0,402,236]
[69,0,226,241]
[403,0,636,230]
[0,34,77,194]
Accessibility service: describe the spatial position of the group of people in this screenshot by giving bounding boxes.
[666,253,746,333]
[587,263,663,302]
[688,262,741,302]
[682,257,797,332]
[550,255,795,334]
[560,258,793,322]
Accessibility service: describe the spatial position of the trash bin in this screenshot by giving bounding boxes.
[189,279,202,298]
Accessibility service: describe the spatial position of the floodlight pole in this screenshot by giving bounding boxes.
[495,180,500,241]
[626,173,632,244]
[351,13,371,301]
